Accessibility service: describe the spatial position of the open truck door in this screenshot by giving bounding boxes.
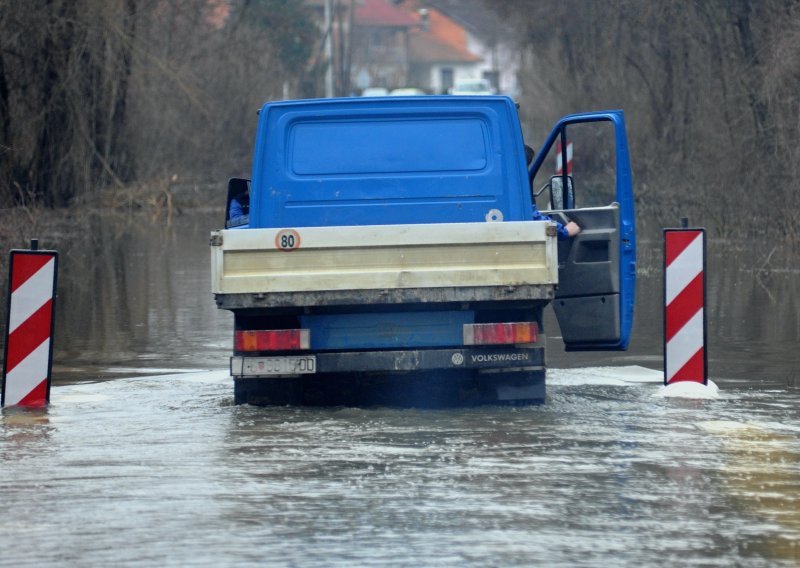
[530,110,636,350]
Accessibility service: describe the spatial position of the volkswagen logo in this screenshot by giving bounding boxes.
[451,352,464,366]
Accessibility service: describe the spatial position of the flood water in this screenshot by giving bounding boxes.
[1,211,799,566]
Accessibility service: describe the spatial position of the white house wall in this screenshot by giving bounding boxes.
[466,33,520,97]
[428,63,482,93]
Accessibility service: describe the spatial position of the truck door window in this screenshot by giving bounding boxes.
[225,178,250,228]
[533,121,617,211]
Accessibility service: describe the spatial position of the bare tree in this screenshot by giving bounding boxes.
[490,0,800,241]
[0,0,138,206]
[0,0,320,207]
[128,0,320,183]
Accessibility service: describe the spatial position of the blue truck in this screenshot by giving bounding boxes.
[210,95,635,406]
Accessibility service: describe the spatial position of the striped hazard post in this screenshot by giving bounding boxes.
[664,228,707,386]
[2,245,58,408]
[555,139,573,175]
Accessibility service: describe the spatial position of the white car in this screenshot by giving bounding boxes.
[449,80,495,95]
[389,87,427,96]
[360,87,389,97]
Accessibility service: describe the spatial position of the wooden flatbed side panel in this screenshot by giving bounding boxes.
[211,221,557,295]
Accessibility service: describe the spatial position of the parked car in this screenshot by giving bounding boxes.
[449,80,495,95]
[389,87,427,96]
[360,87,389,97]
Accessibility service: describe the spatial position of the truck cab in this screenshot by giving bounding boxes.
[211,96,635,406]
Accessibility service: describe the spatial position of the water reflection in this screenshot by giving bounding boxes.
[698,420,800,563]
[47,211,232,380]
[0,407,53,462]
[546,237,800,387]
[214,377,800,566]
[0,208,798,566]
[0,367,796,566]
[0,210,796,388]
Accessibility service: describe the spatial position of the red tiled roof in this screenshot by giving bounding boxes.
[409,32,481,63]
[395,1,481,63]
[355,0,418,27]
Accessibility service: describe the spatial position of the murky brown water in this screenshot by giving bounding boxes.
[1,212,799,566]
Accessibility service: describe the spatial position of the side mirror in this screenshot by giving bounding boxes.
[550,175,575,210]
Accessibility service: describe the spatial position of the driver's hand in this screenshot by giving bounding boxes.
[565,221,581,237]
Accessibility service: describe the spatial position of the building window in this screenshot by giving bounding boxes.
[440,67,454,94]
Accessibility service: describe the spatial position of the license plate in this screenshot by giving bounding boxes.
[241,356,316,376]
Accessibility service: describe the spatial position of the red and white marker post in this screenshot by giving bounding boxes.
[2,242,58,408]
[663,227,707,386]
[555,140,573,175]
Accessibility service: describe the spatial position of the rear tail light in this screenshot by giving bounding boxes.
[463,322,538,346]
[235,329,310,352]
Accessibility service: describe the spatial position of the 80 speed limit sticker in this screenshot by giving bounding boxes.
[275,229,301,251]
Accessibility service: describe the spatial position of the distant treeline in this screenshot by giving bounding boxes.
[494,0,800,241]
[0,0,322,207]
[1,0,799,242]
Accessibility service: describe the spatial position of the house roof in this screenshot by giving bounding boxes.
[397,0,481,64]
[355,0,418,28]
[423,0,505,41]
[409,32,481,63]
